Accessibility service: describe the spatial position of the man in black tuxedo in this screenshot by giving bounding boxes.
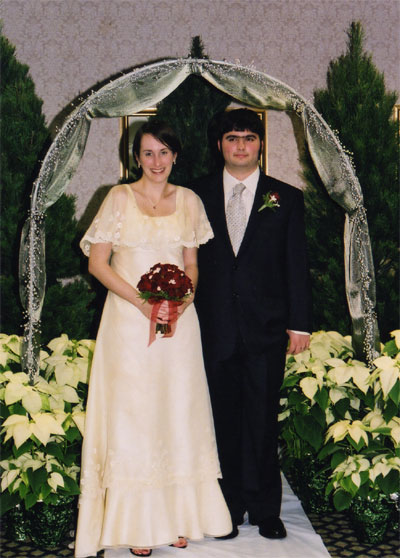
[191,109,312,540]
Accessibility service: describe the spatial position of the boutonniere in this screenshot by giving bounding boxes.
[258,191,280,212]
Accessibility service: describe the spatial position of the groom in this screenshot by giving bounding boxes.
[191,109,312,540]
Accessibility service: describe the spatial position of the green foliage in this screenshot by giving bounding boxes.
[302,21,399,338]
[153,36,231,185]
[0,31,95,341]
[0,334,93,513]
[280,330,400,510]
[0,33,49,334]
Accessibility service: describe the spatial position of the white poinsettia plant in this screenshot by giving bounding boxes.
[279,330,400,510]
[0,333,94,513]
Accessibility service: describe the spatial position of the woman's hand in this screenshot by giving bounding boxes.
[135,298,170,324]
[176,292,195,318]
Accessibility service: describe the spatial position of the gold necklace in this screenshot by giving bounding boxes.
[144,194,162,210]
[140,189,164,210]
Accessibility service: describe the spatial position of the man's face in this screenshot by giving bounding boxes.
[218,130,262,175]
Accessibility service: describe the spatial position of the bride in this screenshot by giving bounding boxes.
[74,120,232,557]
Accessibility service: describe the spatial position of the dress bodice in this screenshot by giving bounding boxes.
[80,184,213,257]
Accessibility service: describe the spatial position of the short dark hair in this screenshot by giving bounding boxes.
[217,109,264,144]
[132,120,182,160]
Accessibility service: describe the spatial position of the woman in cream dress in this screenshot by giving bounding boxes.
[74,121,231,557]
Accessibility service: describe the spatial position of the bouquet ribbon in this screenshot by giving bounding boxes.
[148,300,182,346]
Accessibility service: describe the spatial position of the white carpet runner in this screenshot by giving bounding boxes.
[104,476,331,558]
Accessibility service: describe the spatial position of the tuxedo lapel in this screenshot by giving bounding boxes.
[237,173,270,257]
[204,173,235,257]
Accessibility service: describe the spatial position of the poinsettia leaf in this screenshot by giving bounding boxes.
[287,390,305,407]
[45,442,64,461]
[341,475,358,496]
[64,426,81,443]
[331,450,347,469]
[310,404,326,427]
[27,466,47,496]
[333,489,352,511]
[8,402,26,416]
[348,436,365,452]
[388,380,400,406]
[314,387,329,411]
[359,470,369,486]
[41,482,52,500]
[325,480,335,496]
[335,398,350,418]
[318,442,340,461]
[383,339,398,357]
[366,392,376,409]
[13,439,33,458]
[25,491,39,509]
[293,415,323,451]
[18,481,28,499]
[376,469,399,495]
[282,374,300,388]
[61,475,80,495]
[358,482,369,499]
[63,451,79,467]
[383,399,398,423]
[0,400,11,420]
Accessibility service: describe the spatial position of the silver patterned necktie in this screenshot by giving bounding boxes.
[226,183,246,255]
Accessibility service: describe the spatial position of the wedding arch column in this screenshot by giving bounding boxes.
[19,58,380,381]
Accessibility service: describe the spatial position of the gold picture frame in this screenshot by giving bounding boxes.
[119,106,268,180]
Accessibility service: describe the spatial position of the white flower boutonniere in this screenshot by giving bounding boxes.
[258,191,280,212]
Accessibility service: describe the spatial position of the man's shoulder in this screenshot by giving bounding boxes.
[260,173,303,199]
[189,171,223,196]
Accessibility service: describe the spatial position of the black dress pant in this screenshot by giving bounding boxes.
[206,336,287,525]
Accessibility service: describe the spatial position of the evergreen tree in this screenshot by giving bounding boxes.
[153,36,232,185]
[303,22,399,338]
[0,32,95,341]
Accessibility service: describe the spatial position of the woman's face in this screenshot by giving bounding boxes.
[136,133,176,183]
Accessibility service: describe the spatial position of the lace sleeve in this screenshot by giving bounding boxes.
[79,185,128,257]
[181,188,214,247]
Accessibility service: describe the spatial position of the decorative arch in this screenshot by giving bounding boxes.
[19,58,380,381]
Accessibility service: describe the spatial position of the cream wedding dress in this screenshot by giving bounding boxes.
[74,184,231,557]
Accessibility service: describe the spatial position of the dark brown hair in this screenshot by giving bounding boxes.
[132,120,182,160]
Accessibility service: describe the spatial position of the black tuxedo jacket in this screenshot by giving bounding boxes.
[191,170,312,363]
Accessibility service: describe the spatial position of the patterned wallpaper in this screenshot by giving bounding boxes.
[1,0,398,216]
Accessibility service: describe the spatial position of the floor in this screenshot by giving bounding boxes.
[1,478,398,558]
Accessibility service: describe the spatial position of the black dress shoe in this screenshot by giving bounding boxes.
[258,517,287,539]
[215,525,239,540]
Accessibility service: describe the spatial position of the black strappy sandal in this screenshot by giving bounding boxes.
[130,549,152,556]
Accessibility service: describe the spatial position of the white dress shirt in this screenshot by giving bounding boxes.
[223,167,260,226]
[223,166,309,338]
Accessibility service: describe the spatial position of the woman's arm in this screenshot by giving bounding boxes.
[177,246,198,316]
[88,243,164,322]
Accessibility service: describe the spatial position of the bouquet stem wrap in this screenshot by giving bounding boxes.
[149,299,182,346]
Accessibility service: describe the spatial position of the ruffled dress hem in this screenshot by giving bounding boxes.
[75,479,232,557]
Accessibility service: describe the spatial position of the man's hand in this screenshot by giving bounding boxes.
[286,330,310,355]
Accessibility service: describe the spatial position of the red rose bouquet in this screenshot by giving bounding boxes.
[137,263,194,345]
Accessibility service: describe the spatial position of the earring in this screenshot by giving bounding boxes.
[137,161,141,168]
[173,160,176,165]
